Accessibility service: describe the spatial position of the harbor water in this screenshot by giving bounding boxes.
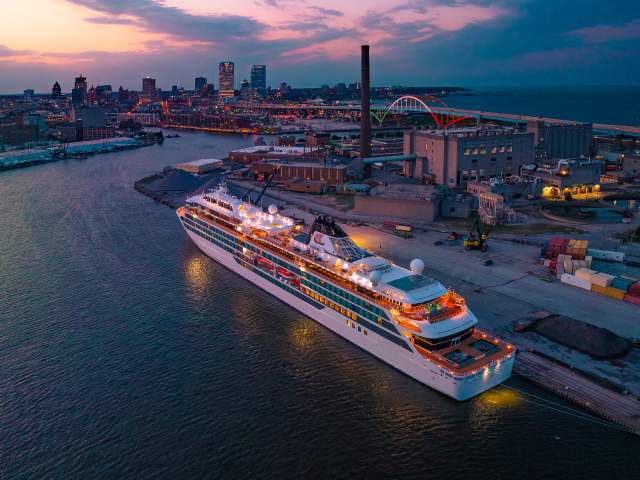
[0,131,637,479]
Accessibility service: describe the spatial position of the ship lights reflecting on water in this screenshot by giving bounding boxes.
[183,254,210,298]
[477,388,521,409]
[289,323,317,351]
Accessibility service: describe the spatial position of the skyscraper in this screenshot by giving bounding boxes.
[195,77,207,92]
[251,65,266,97]
[74,75,87,94]
[23,89,35,102]
[218,62,235,98]
[51,81,62,98]
[142,77,156,99]
[72,75,88,106]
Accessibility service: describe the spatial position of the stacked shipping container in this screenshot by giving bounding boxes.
[541,237,639,306]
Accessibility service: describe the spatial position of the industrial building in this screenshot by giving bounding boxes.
[72,106,107,128]
[304,132,330,146]
[403,126,535,187]
[526,120,592,160]
[229,145,325,164]
[176,158,223,174]
[622,154,640,178]
[250,160,348,187]
[336,137,404,158]
[353,184,440,221]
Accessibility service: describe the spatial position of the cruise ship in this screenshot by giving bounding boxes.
[177,184,515,400]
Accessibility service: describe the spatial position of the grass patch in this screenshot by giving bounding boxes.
[490,223,586,235]
[438,217,585,235]
[324,192,355,211]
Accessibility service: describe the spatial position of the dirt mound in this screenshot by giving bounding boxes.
[148,170,204,193]
[533,314,632,359]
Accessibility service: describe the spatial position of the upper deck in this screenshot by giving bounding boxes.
[184,186,474,333]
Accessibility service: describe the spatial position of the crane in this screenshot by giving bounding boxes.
[243,166,281,206]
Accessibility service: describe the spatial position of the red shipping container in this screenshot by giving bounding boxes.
[623,294,640,306]
[628,283,640,295]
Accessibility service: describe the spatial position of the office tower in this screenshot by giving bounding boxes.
[51,81,62,98]
[74,75,87,94]
[195,77,207,92]
[218,62,235,98]
[142,77,157,100]
[72,75,88,106]
[250,65,266,97]
[23,89,35,102]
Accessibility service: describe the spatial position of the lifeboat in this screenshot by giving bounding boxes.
[256,257,274,271]
[277,266,294,278]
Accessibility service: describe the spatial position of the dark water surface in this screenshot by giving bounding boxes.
[446,86,640,126]
[1,132,637,479]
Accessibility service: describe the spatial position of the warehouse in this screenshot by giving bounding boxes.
[251,160,348,187]
[176,158,223,174]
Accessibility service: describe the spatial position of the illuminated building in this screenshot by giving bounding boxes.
[250,65,266,97]
[218,62,235,98]
[524,158,603,199]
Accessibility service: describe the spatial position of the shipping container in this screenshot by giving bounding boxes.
[591,284,626,300]
[611,277,635,293]
[623,294,640,306]
[591,272,615,287]
[587,248,625,262]
[628,282,640,296]
[560,273,592,290]
[575,268,597,282]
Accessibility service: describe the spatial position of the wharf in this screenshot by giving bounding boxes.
[0,137,145,171]
[512,351,640,435]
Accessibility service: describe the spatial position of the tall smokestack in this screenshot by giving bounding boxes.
[360,45,371,163]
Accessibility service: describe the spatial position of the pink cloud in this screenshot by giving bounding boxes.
[392,3,506,32]
[280,37,363,63]
[569,20,640,44]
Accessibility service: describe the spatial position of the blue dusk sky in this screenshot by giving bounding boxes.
[0,0,638,92]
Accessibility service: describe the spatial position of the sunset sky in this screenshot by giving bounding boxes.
[1,0,638,92]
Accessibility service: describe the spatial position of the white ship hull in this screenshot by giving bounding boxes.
[183,226,514,401]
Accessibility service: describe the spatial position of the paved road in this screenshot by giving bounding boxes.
[343,225,640,339]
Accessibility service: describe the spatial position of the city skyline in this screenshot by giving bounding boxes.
[1,1,639,92]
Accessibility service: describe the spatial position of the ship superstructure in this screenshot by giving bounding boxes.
[177,183,514,400]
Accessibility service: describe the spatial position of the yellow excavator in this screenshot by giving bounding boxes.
[464,219,489,252]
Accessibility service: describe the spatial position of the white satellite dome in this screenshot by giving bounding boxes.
[268,204,278,215]
[410,258,424,275]
[369,270,382,285]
